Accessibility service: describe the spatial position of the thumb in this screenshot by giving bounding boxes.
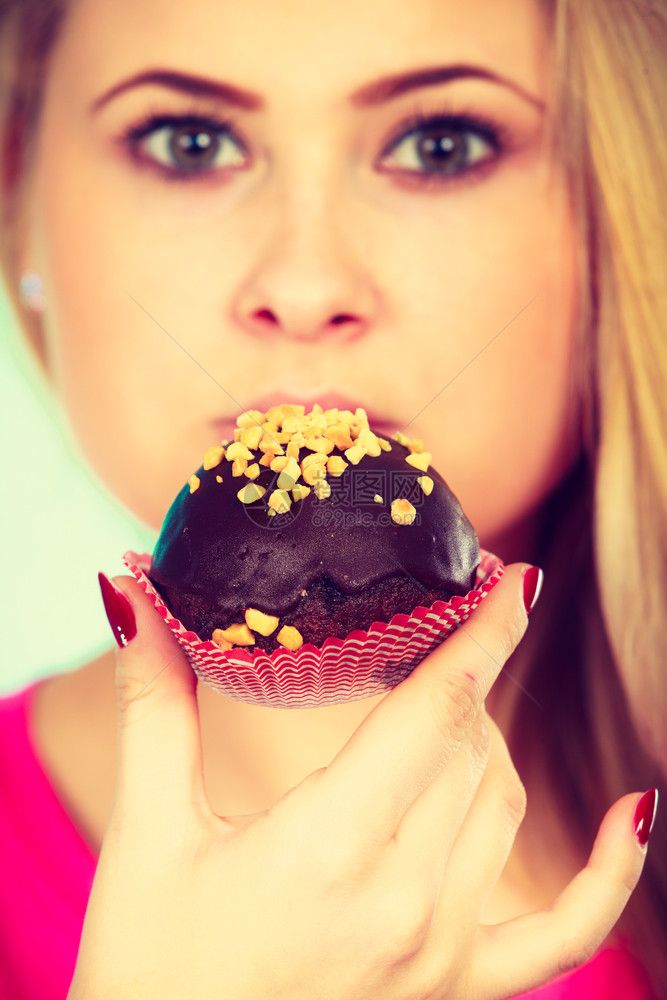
[98,572,208,826]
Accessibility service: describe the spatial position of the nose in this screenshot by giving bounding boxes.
[232,191,379,343]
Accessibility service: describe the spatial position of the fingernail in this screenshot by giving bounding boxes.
[98,572,137,647]
[522,566,544,615]
[634,788,658,847]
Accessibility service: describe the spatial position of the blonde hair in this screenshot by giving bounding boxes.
[506,0,667,989]
[1,0,666,990]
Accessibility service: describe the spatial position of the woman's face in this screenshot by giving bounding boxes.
[25,0,579,546]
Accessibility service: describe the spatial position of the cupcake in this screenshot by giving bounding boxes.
[125,404,502,707]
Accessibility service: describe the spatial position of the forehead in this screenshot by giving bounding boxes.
[55,0,547,105]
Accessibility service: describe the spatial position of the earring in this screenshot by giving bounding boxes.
[19,271,45,312]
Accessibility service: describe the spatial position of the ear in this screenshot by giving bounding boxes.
[11,192,51,373]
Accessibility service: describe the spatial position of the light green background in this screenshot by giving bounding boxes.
[0,288,156,694]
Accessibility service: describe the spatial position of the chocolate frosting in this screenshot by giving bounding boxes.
[149,438,479,620]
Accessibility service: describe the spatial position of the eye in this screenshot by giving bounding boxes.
[127,116,248,175]
[378,115,500,180]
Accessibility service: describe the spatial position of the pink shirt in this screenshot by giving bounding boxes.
[0,683,657,999]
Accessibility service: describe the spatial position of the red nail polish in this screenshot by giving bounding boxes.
[98,572,137,647]
[634,788,658,847]
[523,566,543,614]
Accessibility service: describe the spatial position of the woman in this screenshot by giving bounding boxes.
[0,0,664,996]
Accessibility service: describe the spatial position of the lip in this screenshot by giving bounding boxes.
[211,391,404,441]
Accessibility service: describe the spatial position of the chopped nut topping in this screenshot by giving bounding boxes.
[259,434,284,455]
[276,625,303,651]
[188,474,200,493]
[326,455,348,477]
[391,498,417,525]
[236,409,266,429]
[344,444,365,465]
[268,489,292,514]
[327,425,354,451]
[357,428,381,457]
[405,452,431,472]
[240,425,263,450]
[314,478,331,499]
[267,403,305,424]
[305,434,335,455]
[215,622,255,646]
[237,483,266,504]
[302,463,326,486]
[203,445,225,470]
[282,415,300,434]
[245,607,280,636]
[277,457,301,490]
[226,442,254,462]
[216,475,223,483]
[301,452,327,470]
[211,630,233,651]
[213,403,437,518]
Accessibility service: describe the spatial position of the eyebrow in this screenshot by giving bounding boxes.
[90,63,543,115]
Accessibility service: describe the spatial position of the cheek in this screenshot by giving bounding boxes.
[31,158,226,527]
[408,193,581,545]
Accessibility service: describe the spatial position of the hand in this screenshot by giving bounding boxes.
[68,565,651,999]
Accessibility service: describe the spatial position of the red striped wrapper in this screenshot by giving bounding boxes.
[123,549,503,709]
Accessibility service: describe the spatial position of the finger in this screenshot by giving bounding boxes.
[471,790,656,1000]
[99,573,210,827]
[319,563,536,844]
[424,717,526,944]
[389,710,491,895]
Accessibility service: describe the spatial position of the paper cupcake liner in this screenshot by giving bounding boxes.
[123,549,504,709]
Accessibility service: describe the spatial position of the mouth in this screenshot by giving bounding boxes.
[211,390,404,442]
